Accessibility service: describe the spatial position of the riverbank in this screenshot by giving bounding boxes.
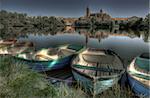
[0,55,141,98]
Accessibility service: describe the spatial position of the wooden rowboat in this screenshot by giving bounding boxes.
[127,53,150,97]
[0,41,34,55]
[14,44,85,72]
[0,39,17,52]
[71,48,125,95]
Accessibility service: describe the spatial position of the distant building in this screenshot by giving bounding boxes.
[86,7,90,18]
[85,6,112,21]
[112,18,128,24]
[112,18,128,21]
[64,7,131,26]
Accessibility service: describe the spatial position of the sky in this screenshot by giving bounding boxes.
[0,0,149,18]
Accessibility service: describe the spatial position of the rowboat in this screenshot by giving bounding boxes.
[0,39,17,45]
[0,39,17,52]
[14,44,85,72]
[10,41,34,55]
[0,41,34,55]
[71,48,125,95]
[127,53,150,97]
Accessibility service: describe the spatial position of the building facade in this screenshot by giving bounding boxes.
[85,7,112,21]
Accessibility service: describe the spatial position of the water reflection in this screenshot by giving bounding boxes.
[0,27,149,43]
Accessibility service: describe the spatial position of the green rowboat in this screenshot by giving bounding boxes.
[127,53,150,97]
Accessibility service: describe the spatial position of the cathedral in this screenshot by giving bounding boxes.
[85,7,112,21]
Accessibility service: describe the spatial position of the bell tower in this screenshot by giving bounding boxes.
[86,6,90,18]
[100,9,103,14]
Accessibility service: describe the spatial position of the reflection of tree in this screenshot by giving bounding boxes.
[1,25,149,43]
[75,27,110,43]
[128,29,140,38]
[140,31,150,42]
[74,27,149,43]
[123,29,149,42]
[0,26,64,39]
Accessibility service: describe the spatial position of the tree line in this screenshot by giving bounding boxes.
[0,10,65,30]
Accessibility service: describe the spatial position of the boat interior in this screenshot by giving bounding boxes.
[128,53,150,77]
[139,53,150,59]
[17,45,80,61]
[72,48,124,77]
[134,58,150,74]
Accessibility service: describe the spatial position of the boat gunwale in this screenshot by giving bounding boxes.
[14,44,86,63]
[72,65,125,82]
[127,58,150,79]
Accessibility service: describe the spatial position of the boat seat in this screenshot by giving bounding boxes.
[73,64,122,74]
[47,48,59,55]
[82,54,114,64]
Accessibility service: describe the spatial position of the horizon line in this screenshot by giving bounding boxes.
[0,9,147,18]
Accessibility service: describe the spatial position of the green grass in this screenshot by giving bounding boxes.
[96,84,136,98]
[0,55,57,98]
[0,55,139,98]
[0,55,86,98]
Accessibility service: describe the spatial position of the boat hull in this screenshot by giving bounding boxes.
[14,55,74,72]
[72,69,120,95]
[127,74,150,97]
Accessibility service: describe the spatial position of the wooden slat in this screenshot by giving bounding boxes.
[97,63,101,76]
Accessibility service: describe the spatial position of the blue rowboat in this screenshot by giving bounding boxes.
[127,53,150,97]
[71,48,125,95]
[14,44,85,72]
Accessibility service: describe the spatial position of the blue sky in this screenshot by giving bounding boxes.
[1,0,149,18]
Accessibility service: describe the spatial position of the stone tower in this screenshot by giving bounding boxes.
[100,9,103,14]
[86,6,90,17]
